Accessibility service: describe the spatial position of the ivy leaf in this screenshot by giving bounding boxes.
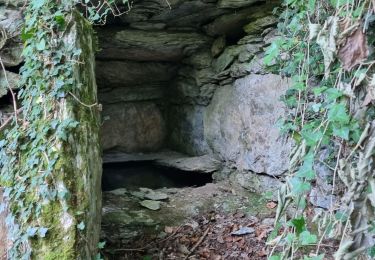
[332,124,350,140]
[264,42,280,65]
[54,15,66,29]
[98,241,106,249]
[38,227,48,238]
[328,103,350,124]
[324,88,343,101]
[77,221,85,230]
[26,227,38,237]
[32,0,46,9]
[21,28,35,42]
[308,0,316,11]
[299,230,317,245]
[296,153,315,180]
[36,39,46,51]
[269,256,281,260]
[290,177,311,195]
[301,130,323,146]
[291,217,306,235]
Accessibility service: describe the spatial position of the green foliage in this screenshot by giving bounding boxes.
[265,0,375,259]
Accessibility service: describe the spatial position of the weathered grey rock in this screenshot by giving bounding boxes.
[231,171,281,200]
[140,200,161,210]
[243,15,278,34]
[213,46,242,73]
[0,70,19,98]
[211,36,226,58]
[309,188,336,209]
[205,74,292,176]
[96,60,177,88]
[150,1,228,29]
[102,102,166,152]
[238,44,262,62]
[204,4,275,37]
[0,6,23,67]
[97,29,211,61]
[238,35,264,45]
[0,6,22,37]
[204,8,253,37]
[129,22,166,30]
[0,0,23,6]
[157,154,221,173]
[99,85,164,104]
[183,50,213,69]
[169,66,217,104]
[167,105,210,155]
[218,0,262,9]
[119,0,184,24]
[140,188,169,201]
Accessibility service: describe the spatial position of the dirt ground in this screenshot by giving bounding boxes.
[101,182,337,260]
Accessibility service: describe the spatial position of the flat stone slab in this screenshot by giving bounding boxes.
[103,151,221,173]
[156,154,221,173]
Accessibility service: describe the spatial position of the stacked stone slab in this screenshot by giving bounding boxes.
[97,0,292,178]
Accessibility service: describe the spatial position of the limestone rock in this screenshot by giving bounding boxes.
[231,171,281,200]
[309,188,336,209]
[218,0,262,9]
[0,0,23,6]
[96,60,177,89]
[101,102,166,152]
[0,70,19,98]
[97,29,211,61]
[150,1,228,29]
[99,85,164,104]
[183,50,213,69]
[0,6,23,67]
[140,200,161,210]
[243,15,278,35]
[140,188,169,201]
[211,36,226,58]
[213,46,242,73]
[204,4,275,37]
[167,105,210,155]
[204,8,253,37]
[129,22,167,30]
[156,154,221,173]
[205,74,292,176]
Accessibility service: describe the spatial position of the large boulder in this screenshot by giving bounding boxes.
[204,74,292,176]
[102,102,166,152]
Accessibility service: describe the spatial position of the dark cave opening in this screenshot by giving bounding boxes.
[102,161,213,191]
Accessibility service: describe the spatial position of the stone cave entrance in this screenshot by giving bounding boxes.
[93,0,290,258]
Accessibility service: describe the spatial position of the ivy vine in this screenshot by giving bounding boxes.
[265,0,375,259]
[0,0,127,258]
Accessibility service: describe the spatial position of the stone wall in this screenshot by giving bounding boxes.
[97,0,292,177]
[0,4,102,258]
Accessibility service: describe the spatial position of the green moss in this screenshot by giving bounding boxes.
[31,202,76,259]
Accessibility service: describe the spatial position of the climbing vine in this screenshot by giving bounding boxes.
[265,0,375,259]
[0,0,128,258]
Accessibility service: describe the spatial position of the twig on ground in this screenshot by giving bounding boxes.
[184,227,210,260]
